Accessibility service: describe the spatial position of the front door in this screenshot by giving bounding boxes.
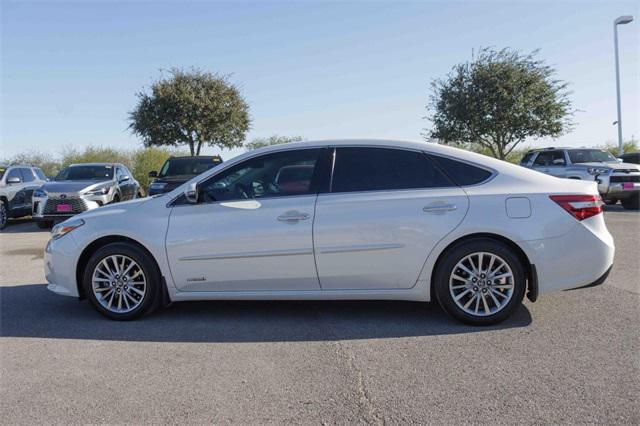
[313,147,469,290]
[166,148,327,292]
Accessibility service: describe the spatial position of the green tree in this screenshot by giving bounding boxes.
[129,68,251,156]
[426,48,574,160]
[599,138,638,156]
[244,135,304,151]
[60,146,132,170]
[3,150,62,177]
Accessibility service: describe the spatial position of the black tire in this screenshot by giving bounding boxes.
[621,193,639,210]
[603,198,618,206]
[112,194,121,204]
[434,238,526,326]
[82,242,161,320]
[36,220,53,229]
[0,200,7,230]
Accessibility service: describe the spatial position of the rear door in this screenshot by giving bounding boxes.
[313,147,469,290]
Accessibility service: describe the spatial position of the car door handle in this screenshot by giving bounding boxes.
[423,204,457,214]
[277,211,310,222]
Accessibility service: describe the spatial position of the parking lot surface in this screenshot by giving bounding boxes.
[1,207,638,424]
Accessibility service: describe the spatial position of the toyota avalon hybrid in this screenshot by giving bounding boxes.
[44,140,614,325]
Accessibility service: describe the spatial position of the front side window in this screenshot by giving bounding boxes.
[6,168,21,182]
[568,149,617,164]
[55,165,114,181]
[199,149,324,202]
[20,168,35,183]
[331,147,452,193]
[160,157,221,178]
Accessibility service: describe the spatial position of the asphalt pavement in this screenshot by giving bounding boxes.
[0,207,638,424]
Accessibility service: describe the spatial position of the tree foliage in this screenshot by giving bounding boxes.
[426,48,574,160]
[244,135,304,151]
[129,68,251,156]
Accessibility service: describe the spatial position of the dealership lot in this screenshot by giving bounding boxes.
[0,208,638,424]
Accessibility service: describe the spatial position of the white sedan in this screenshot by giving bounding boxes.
[44,140,614,325]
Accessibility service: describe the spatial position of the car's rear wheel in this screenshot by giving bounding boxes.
[82,242,161,320]
[434,239,526,325]
[621,193,639,210]
[36,220,53,229]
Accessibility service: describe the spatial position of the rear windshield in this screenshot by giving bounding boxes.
[55,165,114,181]
[159,157,222,178]
[568,150,617,163]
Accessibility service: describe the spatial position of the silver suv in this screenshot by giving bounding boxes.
[0,165,48,230]
[520,148,640,210]
[32,163,141,228]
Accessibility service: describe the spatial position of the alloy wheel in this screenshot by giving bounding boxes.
[449,252,515,317]
[92,254,147,313]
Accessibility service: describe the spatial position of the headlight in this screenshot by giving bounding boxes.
[587,167,609,176]
[51,219,84,240]
[85,187,110,196]
[33,188,47,198]
[149,182,167,190]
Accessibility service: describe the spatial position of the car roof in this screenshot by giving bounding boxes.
[68,162,120,167]
[168,155,221,160]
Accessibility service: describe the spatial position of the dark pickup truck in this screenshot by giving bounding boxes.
[148,156,223,196]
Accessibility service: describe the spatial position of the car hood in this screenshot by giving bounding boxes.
[154,175,194,183]
[574,161,639,170]
[70,196,151,222]
[41,180,112,194]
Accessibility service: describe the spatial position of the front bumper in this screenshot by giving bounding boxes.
[596,173,640,197]
[33,192,110,220]
[45,234,81,298]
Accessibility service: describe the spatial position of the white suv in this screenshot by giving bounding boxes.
[0,165,48,230]
[520,148,640,210]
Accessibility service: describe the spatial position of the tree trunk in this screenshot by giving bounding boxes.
[188,142,195,156]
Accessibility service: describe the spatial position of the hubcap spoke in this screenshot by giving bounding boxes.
[92,254,146,314]
[449,252,515,317]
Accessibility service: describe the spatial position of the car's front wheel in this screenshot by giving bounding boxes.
[36,220,53,229]
[82,242,161,320]
[0,200,7,230]
[434,239,526,326]
[621,193,639,210]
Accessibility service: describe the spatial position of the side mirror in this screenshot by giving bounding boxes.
[6,177,21,184]
[148,171,158,178]
[119,175,130,183]
[617,158,623,163]
[184,182,198,204]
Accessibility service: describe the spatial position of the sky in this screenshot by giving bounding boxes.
[1,0,639,160]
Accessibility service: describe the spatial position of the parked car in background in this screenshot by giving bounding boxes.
[32,163,140,228]
[520,147,640,210]
[44,140,614,325]
[0,165,48,230]
[618,152,640,165]
[147,155,223,196]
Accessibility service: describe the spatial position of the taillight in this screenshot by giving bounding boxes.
[549,195,604,221]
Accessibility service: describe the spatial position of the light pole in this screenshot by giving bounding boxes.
[614,15,633,156]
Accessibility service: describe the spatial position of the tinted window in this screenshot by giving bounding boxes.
[199,149,323,202]
[331,147,452,193]
[428,155,493,186]
[55,165,114,181]
[33,168,47,180]
[568,149,617,164]
[6,168,21,182]
[20,168,35,182]
[534,151,565,166]
[160,157,222,178]
[520,152,534,165]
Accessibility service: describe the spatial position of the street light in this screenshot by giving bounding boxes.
[614,15,633,155]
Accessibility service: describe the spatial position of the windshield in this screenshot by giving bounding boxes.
[159,157,221,178]
[55,165,114,181]
[568,150,617,164]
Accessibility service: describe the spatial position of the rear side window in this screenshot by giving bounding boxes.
[331,147,452,193]
[428,155,493,186]
[19,168,35,183]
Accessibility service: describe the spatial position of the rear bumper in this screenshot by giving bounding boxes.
[522,216,615,295]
